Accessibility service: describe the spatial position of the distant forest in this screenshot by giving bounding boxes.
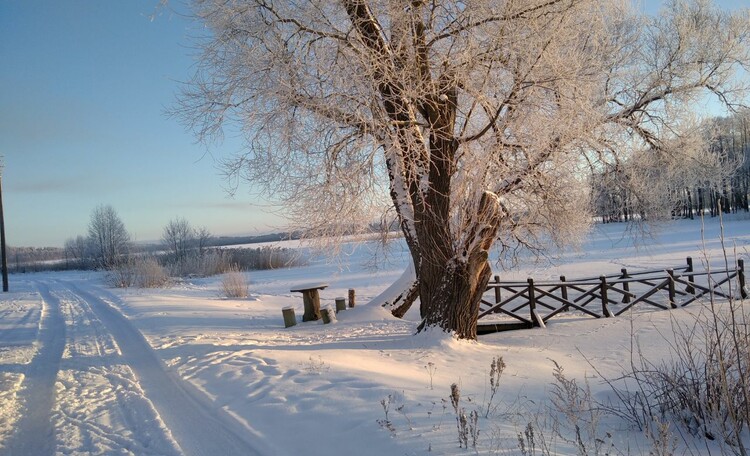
[593,109,750,222]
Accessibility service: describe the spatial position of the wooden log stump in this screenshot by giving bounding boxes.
[301,290,322,321]
[335,297,346,313]
[348,288,356,308]
[282,306,297,328]
[321,306,336,324]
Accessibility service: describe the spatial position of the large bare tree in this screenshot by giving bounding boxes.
[175,0,749,339]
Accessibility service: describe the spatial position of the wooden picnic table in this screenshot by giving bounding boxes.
[290,283,329,321]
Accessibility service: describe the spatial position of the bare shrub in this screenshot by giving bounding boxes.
[548,360,613,456]
[106,260,136,288]
[134,257,170,288]
[164,247,303,279]
[602,213,750,454]
[107,256,170,288]
[486,355,506,418]
[167,250,233,278]
[612,305,750,452]
[221,267,249,298]
[225,246,306,270]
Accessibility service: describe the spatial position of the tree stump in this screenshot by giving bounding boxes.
[282,306,296,328]
[335,297,346,313]
[348,288,356,308]
[321,306,336,324]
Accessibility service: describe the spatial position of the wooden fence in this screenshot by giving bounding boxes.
[477,257,748,335]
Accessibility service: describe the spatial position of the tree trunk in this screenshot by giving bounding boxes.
[416,191,503,340]
[417,254,493,339]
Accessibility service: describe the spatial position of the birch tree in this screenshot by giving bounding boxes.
[175,0,750,339]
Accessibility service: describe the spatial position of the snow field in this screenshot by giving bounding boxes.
[1,217,749,455]
[0,285,40,449]
[102,218,750,454]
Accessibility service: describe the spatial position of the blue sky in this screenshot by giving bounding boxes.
[1,1,283,247]
[0,1,747,247]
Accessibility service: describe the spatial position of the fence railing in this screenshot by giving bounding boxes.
[477,257,748,334]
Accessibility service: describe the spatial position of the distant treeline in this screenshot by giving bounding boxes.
[8,231,302,273]
[593,109,750,222]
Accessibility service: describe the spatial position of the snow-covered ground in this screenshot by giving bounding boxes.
[1,217,750,455]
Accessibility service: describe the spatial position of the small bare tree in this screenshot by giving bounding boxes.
[64,235,91,267]
[88,205,130,269]
[194,225,212,256]
[162,217,195,261]
[175,0,750,339]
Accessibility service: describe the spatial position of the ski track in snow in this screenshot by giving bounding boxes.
[61,281,262,456]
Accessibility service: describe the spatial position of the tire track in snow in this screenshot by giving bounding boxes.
[62,282,262,456]
[5,283,66,456]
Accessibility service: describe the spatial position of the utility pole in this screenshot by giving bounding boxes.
[0,174,7,292]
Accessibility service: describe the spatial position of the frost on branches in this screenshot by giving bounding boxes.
[175,0,750,339]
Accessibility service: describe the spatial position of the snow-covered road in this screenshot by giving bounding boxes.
[2,278,261,456]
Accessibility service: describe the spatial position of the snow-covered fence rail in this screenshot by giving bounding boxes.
[477,257,747,335]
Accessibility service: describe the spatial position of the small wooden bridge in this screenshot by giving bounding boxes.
[477,257,748,335]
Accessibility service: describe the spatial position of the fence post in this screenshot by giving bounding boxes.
[620,268,631,304]
[685,257,695,294]
[348,288,356,308]
[528,278,539,327]
[739,259,747,299]
[560,275,569,311]
[600,276,613,317]
[494,275,501,306]
[667,269,677,308]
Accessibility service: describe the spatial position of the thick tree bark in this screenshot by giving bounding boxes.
[416,191,503,339]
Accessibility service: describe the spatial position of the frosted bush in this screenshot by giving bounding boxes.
[134,257,170,288]
[221,267,249,298]
[107,257,169,288]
